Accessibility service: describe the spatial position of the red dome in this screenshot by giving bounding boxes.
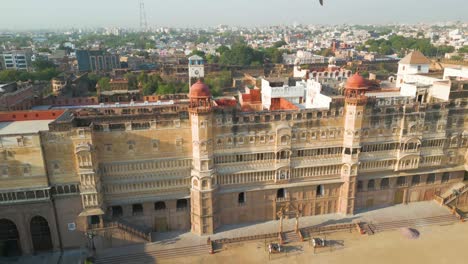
[345,73,368,89]
[189,80,211,98]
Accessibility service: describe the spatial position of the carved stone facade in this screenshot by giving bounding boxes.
[1,77,467,254]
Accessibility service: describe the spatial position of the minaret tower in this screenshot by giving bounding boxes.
[188,80,218,235]
[339,73,369,215]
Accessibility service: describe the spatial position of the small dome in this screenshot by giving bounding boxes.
[189,80,211,98]
[345,73,368,89]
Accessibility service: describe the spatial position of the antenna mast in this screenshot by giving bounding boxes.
[139,0,148,31]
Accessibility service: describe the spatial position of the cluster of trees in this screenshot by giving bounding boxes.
[190,40,288,66]
[358,35,455,57]
[95,72,189,96]
[203,71,232,97]
[94,70,231,97]
[450,46,468,60]
[76,33,155,50]
[458,46,468,54]
[0,58,60,83]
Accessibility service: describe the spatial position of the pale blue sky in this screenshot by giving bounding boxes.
[1,0,467,29]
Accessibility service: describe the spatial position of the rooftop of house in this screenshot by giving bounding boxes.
[399,50,431,65]
[0,120,54,135]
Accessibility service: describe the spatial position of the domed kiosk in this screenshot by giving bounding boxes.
[189,79,212,111]
[344,73,369,105]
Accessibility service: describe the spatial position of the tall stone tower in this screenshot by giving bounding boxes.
[339,73,368,215]
[188,55,205,87]
[188,80,218,235]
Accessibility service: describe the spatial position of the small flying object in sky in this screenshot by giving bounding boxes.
[319,0,324,6]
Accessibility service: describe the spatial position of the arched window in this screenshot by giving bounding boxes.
[30,216,53,252]
[380,178,389,189]
[316,185,324,197]
[442,172,450,183]
[412,175,421,186]
[132,204,143,216]
[112,206,123,218]
[277,188,285,199]
[357,181,363,192]
[426,173,435,184]
[154,201,166,211]
[397,176,406,186]
[0,219,21,257]
[281,135,289,145]
[367,180,375,190]
[176,199,188,210]
[238,192,246,204]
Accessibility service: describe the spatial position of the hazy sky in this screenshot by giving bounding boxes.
[1,0,467,29]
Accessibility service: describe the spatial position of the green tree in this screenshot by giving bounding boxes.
[189,50,206,59]
[450,55,463,61]
[204,70,231,97]
[32,58,56,71]
[219,42,263,66]
[459,46,468,53]
[206,54,219,64]
[98,77,110,91]
[320,48,334,57]
[124,73,138,90]
[273,40,287,48]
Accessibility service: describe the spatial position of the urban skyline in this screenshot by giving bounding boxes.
[1,0,468,30]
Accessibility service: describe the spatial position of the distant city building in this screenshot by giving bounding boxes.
[76,50,120,72]
[0,82,41,111]
[283,51,325,65]
[0,50,31,71]
[97,79,141,103]
[51,76,68,95]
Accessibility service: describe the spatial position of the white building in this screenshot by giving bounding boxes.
[443,66,468,80]
[397,51,467,103]
[261,78,331,110]
[1,51,30,71]
[283,50,325,65]
[396,51,431,88]
[294,57,352,81]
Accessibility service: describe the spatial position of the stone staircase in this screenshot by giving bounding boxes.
[282,231,301,243]
[89,217,152,242]
[439,183,467,205]
[95,244,211,264]
[113,218,152,242]
[371,214,458,233]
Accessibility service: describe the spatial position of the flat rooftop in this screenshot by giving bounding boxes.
[0,120,54,135]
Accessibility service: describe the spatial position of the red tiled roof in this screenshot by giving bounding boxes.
[215,98,237,107]
[270,98,298,111]
[0,110,65,122]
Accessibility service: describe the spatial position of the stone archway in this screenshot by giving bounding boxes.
[0,219,21,257]
[30,216,53,252]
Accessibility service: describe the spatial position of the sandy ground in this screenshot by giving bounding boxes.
[160,221,468,264]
